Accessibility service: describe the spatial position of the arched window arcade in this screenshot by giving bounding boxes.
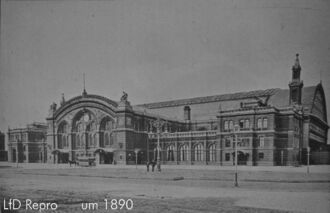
[194,143,204,161]
[179,144,189,161]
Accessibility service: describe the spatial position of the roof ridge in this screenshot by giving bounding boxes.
[136,88,281,109]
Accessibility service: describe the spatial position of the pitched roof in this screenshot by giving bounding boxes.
[137,86,318,111]
[137,88,280,109]
[268,86,317,110]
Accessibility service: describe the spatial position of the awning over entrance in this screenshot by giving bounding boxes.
[94,148,116,153]
[51,149,70,154]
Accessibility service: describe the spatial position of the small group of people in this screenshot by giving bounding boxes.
[146,160,158,172]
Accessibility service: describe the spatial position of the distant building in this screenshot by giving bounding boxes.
[0,131,7,161]
[7,123,47,163]
[46,54,328,165]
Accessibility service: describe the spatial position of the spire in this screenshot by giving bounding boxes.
[292,53,301,72]
[289,53,303,105]
[291,53,301,82]
[60,93,65,106]
[82,73,87,97]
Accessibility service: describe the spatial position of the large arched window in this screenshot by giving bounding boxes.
[72,111,96,150]
[179,144,189,161]
[104,132,110,146]
[57,122,69,149]
[167,144,175,161]
[80,134,84,147]
[194,143,204,161]
[209,144,216,162]
[93,134,97,147]
[87,133,97,148]
[86,121,97,148]
[100,117,114,148]
[76,134,81,148]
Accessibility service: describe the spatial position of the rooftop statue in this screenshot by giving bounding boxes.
[121,91,128,102]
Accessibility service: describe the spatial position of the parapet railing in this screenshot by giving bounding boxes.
[148,130,218,139]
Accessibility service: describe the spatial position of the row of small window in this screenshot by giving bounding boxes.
[223,118,268,131]
[164,144,217,162]
[224,137,266,148]
[224,152,264,161]
[224,138,251,147]
[9,134,27,142]
[57,133,113,149]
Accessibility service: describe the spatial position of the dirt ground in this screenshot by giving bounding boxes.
[0,165,329,213]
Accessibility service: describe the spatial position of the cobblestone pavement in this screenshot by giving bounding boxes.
[2,162,330,173]
[1,163,329,212]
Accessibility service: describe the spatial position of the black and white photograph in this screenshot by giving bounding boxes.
[0,0,330,212]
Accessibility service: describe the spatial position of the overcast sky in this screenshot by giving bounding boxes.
[1,0,329,136]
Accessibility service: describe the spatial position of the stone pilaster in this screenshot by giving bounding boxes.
[203,140,207,165]
[188,139,192,164]
[25,144,29,163]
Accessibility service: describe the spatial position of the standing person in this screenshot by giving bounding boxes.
[151,160,156,172]
[146,161,150,172]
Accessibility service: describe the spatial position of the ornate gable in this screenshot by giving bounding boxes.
[311,84,327,122]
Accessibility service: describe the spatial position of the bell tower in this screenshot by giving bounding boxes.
[289,54,304,105]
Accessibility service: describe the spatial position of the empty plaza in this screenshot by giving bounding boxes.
[1,163,329,213]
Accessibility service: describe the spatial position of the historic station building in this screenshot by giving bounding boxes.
[45,55,328,166]
[7,123,47,163]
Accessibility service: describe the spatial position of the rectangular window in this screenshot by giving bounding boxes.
[229,121,233,130]
[224,121,228,131]
[263,118,268,129]
[245,119,250,129]
[259,136,264,148]
[225,153,230,161]
[225,138,231,147]
[258,152,264,159]
[239,120,244,129]
[240,138,250,147]
[257,118,262,129]
[126,117,132,126]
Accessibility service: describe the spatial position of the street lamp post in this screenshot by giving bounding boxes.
[151,117,165,172]
[307,146,310,174]
[234,124,239,187]
[134,148,141,169]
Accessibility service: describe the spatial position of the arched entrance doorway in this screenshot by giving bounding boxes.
[52,150,69,163]
[94,148,116,164]
[232,151,249,165]
[103,152,113,164]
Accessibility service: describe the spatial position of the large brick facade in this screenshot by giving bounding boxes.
[41,55,329,166]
